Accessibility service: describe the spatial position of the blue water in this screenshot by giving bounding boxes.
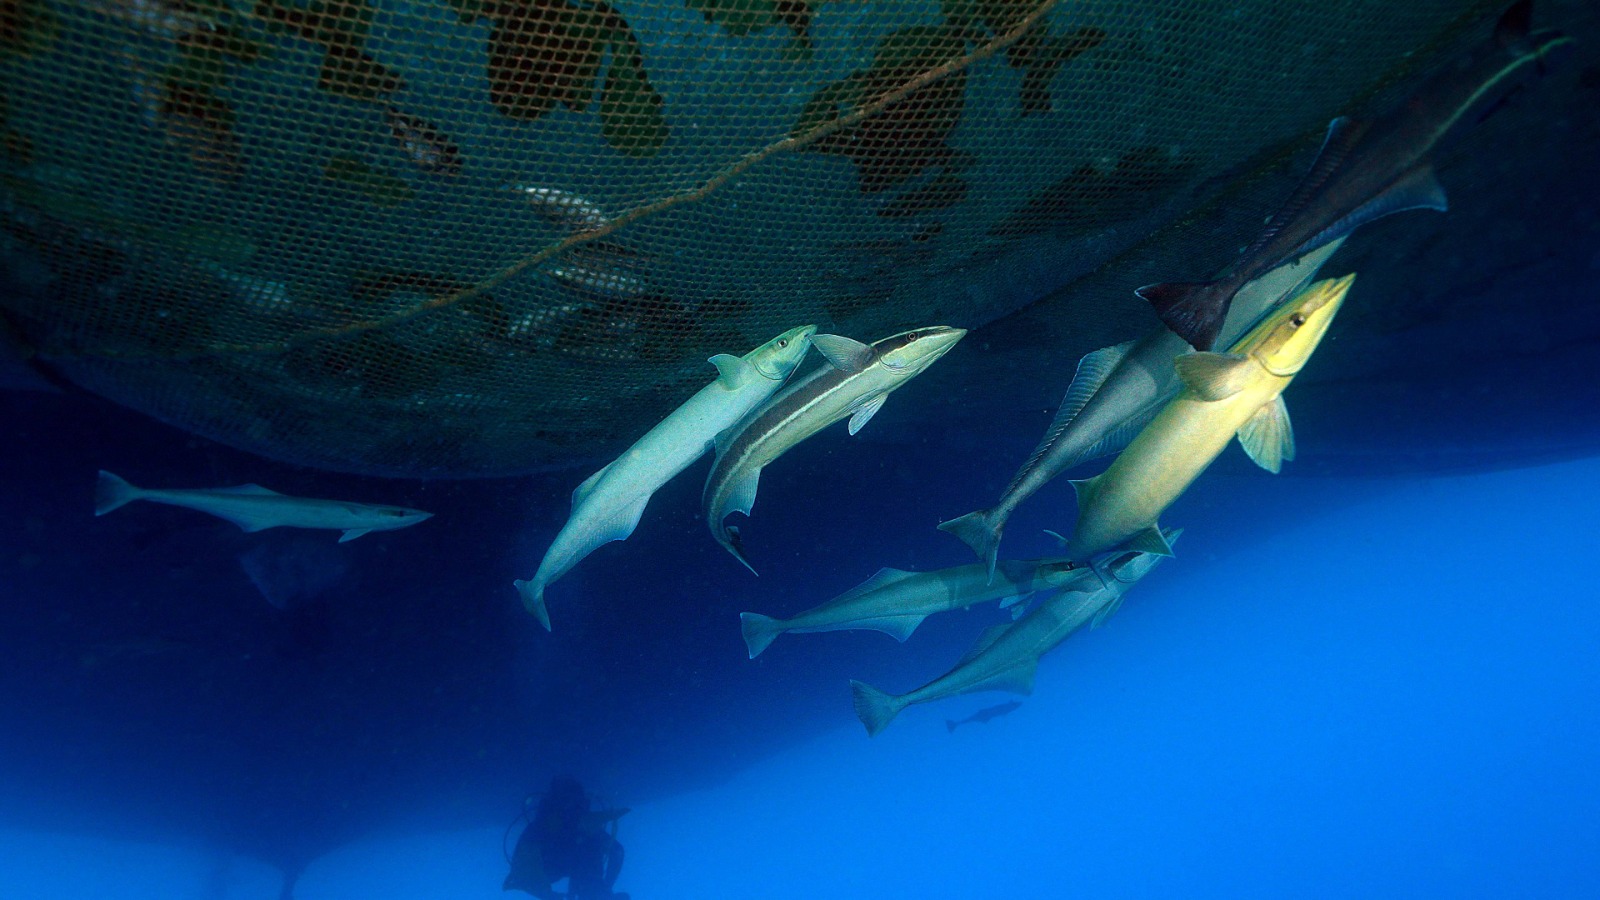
[3,371,1599,898]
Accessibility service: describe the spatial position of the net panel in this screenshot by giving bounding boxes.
[0,0,1506,475]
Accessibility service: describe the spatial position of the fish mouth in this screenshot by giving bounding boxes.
[754,325,818,379]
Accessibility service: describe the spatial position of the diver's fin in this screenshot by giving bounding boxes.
[810,334,873,373]
[338,528,371,543]
[1124,524,1175,557]
[514,579,552,631]
[1297,164,1448,256]
[850,679,903,737]
[571,462,612,509]
[94,470,143,516]
[831,567,919,605]
[1237,395,1295,473]
[937,508,1003,583]
[1173,352,1253,401]
[708,353,756,388]
[847,394,887,435]
[739,611,784,658]
[1136,280,1232,352]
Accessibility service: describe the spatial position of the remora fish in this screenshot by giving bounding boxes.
[704,326,967,573]
[515,325,816,629]
[940,240,1343,579]
[946,700,1021,733]
[1065,275,1353,563]
[850,534,1176,737]
[738,556,1084,658]
[511,185,611,232]
[1137,0,1571,351]
[93,471,432,542]
[384,105,463,175]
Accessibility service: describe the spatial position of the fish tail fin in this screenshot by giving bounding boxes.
[850,679,903,737]
[94,470,142,516]
[719,525,760,576]
[937,508,1004,582]
[739,612,783,659]
[1135,280,1233,352]
[513,579,552,631]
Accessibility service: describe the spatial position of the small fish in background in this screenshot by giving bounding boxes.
[850,532,1178,737]
[94,470,432,542]
[548,261,648,300]
[383,105,462,175]
[946,700,1022,733]
[704,326,967,574]
[1138,0,1572,350]
[1065,276,1353,563]
[510,185,611,233]
[514,325,816,630]
[739,557,1084,659]
[197,261,295,315]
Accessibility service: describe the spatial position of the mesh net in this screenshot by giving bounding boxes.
[0,0,1525,475]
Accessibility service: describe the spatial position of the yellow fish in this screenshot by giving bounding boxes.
[1064,274,1355,562]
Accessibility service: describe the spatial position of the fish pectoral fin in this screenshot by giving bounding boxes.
[810,333,874,373]
[571,462,612,509]
[1173,352,1253,401]
[847,394,887,435]
[339,528,371,542]
[708,353,757,389]
[1237,395,1295,473]
[1124,524,1175,557]
[956,623,1012,667]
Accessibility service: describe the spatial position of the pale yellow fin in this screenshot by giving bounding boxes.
[1237,395,1295,473]
[1173,352,1252,401]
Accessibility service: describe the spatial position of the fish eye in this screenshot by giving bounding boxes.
[1290,314,1306,327]
[777,339,788,348]
[905,332,920,343]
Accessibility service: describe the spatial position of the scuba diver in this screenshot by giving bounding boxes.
[504,775,630,900]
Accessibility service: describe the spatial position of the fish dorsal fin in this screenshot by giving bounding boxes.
[1244,116,1368,259]
[1296,164,1448,258]
[709,353,757,388]
[956,622,1013,668]
[832,566,919,604]
[810,333,873,373]
[721,465,762,518]
[1005,340,1136,495]
[1124,524,1175,557]
[1068,475,1101,516]
[571,462,612,508]
[847,394,887,435]
[849,614,928,643]
[1090,592,1126,629]
[213,484,280,495]
[1074,403,1162,468]
[1237,395,1295,473]
[1495,0,1531,49]
[1173,352,1253,401]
